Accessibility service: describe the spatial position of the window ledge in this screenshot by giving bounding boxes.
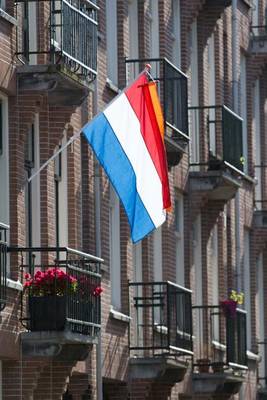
[247,350,260,361]
[110,308,131,323]
[212,340,226,351]
[7,278,23,291]
[0,9,17,25]
[106,78,120,95]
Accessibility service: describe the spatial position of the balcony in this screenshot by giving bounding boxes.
[125,58,189,167]
[0,223,8,311]
[250,26,267,55]
[189,105,244,202]
[258,341,267,399]
[128,281,193,384]
[192,305,247,397]
[9,246,102,360]
[15,0,98,106]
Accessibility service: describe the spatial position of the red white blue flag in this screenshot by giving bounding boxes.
[83,72,171,243]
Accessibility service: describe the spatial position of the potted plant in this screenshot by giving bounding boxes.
[220,290,244,319]
[24,268,78,331]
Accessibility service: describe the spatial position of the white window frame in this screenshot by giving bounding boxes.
[189,20,199,168]
[0,94,9,230]
[193,215,203,354]
[174,196,184,286]
[56,132,68,248]
[254,78,261,208]
[257,253,265,381]
[207,33,216,155]
[148,0,159,58]
[171,0,181,68]
[110,185,121,310]
[244,230,251,349]
[128,0,139,59]
[106,0,118,87]
[209,224,219,342]
[31,114,41,250]
[252,0,259,34]
[0,0,6,11]
[240,55,248,174]
[28,1,38,65]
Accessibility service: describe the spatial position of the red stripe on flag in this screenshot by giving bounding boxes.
[125,74,171,209]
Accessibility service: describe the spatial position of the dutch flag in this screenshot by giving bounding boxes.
[83,72,171,243]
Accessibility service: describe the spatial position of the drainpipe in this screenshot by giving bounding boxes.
[93,78,103,400]
[232,0,241,292]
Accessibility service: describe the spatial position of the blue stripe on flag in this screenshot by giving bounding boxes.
[83,113,155,243]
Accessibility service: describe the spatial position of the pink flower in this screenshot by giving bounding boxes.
[24,273,31,280]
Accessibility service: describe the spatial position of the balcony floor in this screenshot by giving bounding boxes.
[192,370,246,397]
[21,330,97,360]
[17,64,92,106]
[129,356,188,384]
[189,170,241,201]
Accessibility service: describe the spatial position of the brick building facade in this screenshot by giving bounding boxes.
[0,0,266,398]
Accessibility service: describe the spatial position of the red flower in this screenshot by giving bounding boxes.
[93,286,103,297]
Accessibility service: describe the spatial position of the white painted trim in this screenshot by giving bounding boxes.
[128,0,139,59]
[149,0,159,58]
[207,33,216,155]
[6,278,23,291]
[254,79,261,206]
[171,0,181,68]
[110,185,121,310]
[58,132,68,247]
[28,1,37,65]
[110,307,131,323]
[189,20,199,167]
[106,0,118,86]
[31,114,41,254]
[175,195,184,286]
[240,55,248,174]
[0,93,9,229]
[244,230,251,349]
[258,253,265,378]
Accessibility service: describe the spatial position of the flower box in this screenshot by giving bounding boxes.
[29,295,67,331]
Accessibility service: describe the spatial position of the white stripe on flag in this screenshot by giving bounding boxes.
[104,93,166,228]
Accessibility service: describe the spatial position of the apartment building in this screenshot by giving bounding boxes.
[0,0,267,398]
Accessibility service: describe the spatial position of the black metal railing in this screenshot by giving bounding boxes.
[16,0,98,82]
[258,341,267,388]
[193,305,247,371]
[189,105,244,172]
[0,223,8,311]
[251,25,267,38]
[9,246,102,337]
[125,58,189,145]
[129,281,193,357]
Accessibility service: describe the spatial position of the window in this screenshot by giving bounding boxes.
[106,0,118,86]
[110,185,121,310]
[209,224,219,342]
[171,0,181,68]
[0,95,9,228]
[240,55,248,174]
[189,20,199,167]
[148,0,159,58]
[0,0,5,10]
[253,79,261,207]
[257,253,265,381]
[24,115,40,251]
[128,0,139,59]
[54,133,68,248]
[244,230,251,349]
[174,196,184,286]
[207,33,216,155]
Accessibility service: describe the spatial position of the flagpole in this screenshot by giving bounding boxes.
[27,66,153,184]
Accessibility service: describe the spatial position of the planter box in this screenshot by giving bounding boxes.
[29,296,67,331]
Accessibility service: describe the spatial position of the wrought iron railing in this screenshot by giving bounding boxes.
[189,105,244,172]
[9,246,102,337]
[0,223,8,311]
[251,25,267,38]
[129,281,193,357]
[192,305,247,372]
[16,0,98,82]
[125,58,189,146]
